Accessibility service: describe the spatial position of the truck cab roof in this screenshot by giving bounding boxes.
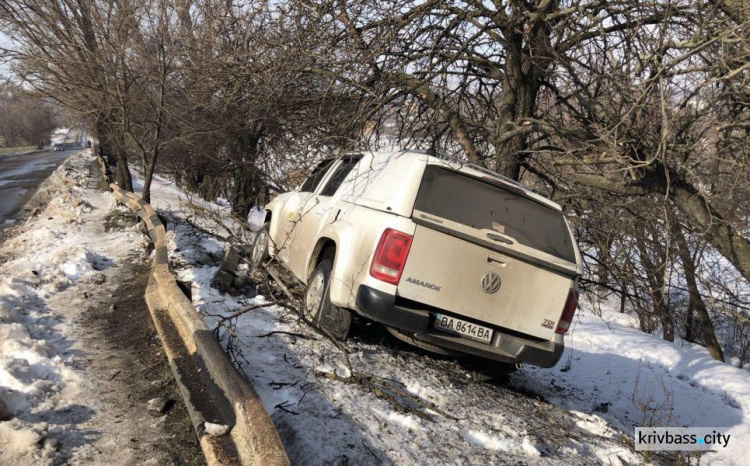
[345,150,563,213]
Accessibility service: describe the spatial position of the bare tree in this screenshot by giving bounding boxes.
[0,0,136,189]
[301,0,748,359]
[2,0,747,362]
[0,83,55,147]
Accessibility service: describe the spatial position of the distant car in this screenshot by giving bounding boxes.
[53,143,64,151]
[252,150,582,371]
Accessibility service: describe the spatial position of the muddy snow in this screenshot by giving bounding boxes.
[0,151,200,465]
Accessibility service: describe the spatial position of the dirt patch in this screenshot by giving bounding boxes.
[103,207,140,232]
[78,260,204,465]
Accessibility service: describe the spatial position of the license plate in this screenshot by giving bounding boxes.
[434,313,493,343]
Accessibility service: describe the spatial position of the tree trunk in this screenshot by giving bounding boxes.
[635,236,674,342]
[142,59,168,205]
[595,236,614,298]
[141,126,163,204]
[658,295,675,342]
[230,133,262,219]
[97,141,132,191]
[493,4,555,180]
[685,298,695,342]
[95,115,133,192]
[494,62,539,179]
[142,159,154,204]
[673,223,725,362]
[114,149,133,192]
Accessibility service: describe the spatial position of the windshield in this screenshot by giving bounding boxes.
[414,166,576,263]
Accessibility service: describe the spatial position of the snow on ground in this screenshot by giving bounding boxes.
[521,301,750,464]
[134,168,750,465]
[131,174,607,464]
[0,151,171,464]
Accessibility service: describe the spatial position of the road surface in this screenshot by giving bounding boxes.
[0,148,75,238]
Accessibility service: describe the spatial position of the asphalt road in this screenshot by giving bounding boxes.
[0,148,75,238]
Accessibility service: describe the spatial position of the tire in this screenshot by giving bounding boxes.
[303,259,351,340]
[250,223,270,268]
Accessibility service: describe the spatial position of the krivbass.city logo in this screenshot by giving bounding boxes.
[635,427,731,451]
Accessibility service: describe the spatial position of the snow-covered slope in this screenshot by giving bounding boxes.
[132,170,750,465]
[524,303,749,464]
[0,152,110,461]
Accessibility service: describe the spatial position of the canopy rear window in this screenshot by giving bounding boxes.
[414,166,576,263]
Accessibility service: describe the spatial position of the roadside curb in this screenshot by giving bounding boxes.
[109,184,289,466]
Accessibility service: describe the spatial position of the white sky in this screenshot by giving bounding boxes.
[0,32,14,79]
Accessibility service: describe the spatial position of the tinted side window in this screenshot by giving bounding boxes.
[300,159,335,192]
[319,156,362,196]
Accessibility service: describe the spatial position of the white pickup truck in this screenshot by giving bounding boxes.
[252,150,582,370]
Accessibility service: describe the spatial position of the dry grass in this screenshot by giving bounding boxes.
[0,145,37,156]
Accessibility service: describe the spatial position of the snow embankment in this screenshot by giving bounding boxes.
[0,150,142,464]
[1,155,96,459]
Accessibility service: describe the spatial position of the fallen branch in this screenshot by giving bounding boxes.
[361,440,384,464]
[266,266,295,301]
[256,330,313,339]
[274,400,300,415]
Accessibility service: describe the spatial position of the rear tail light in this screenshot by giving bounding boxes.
[555,289,579,334]
[370,228,413,285]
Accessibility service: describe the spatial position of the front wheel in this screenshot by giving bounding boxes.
[250,223,270,269]
[303,259,351,340]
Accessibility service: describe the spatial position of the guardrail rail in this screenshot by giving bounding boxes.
[109,184,289,466]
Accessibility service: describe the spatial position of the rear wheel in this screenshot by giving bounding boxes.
[303,259,351,340]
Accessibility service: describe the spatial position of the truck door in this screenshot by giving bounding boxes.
[288,156,362,281]
[275,158,335,265]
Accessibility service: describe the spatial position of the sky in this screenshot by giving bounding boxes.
[0,32,14,80]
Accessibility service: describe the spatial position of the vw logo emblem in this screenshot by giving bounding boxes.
[481,272,501,294]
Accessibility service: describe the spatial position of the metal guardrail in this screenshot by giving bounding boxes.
[109,184,289,466]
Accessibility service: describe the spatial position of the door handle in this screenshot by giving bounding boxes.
[487,252,508,268]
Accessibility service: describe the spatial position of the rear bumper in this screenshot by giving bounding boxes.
[355,285,563,368]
